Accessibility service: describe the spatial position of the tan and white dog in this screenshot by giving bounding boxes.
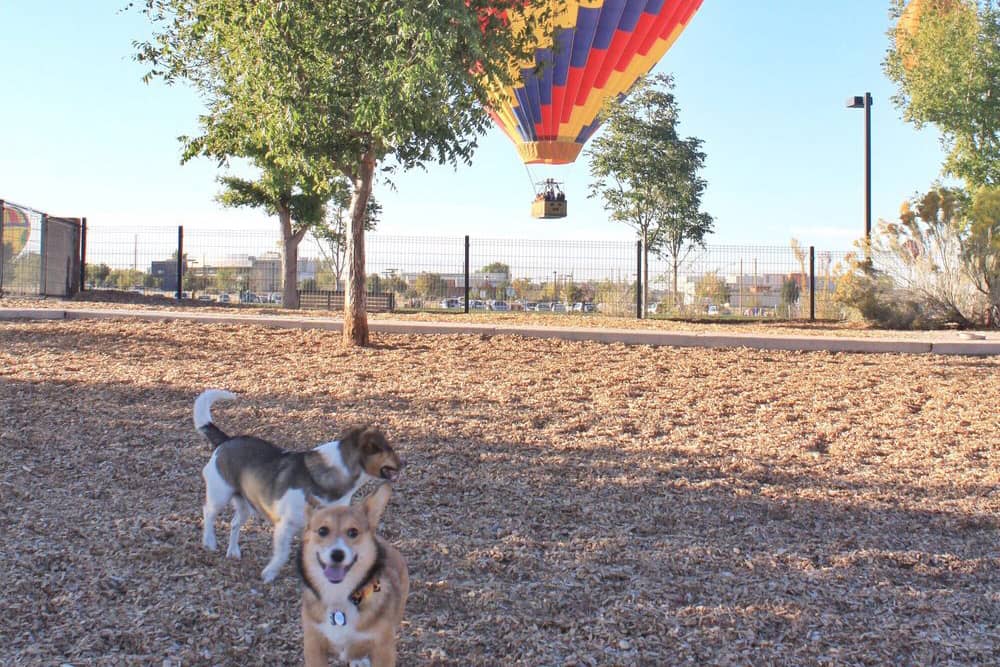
[194,389,403,582]
[299,484,409,667]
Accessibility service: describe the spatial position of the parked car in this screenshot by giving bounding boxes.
[489,300,510,311]
[707,305,720,315]
[535,302,552,312]
[439,298,461,309]
[218,293,231,303]
[470,300,487,310]
[524,302,538,311]
[550,302,567,313]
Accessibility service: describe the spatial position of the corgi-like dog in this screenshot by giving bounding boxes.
[299,484,409,667]
[194,389,403,582]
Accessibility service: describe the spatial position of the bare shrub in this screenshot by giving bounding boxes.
[836,186,998,329]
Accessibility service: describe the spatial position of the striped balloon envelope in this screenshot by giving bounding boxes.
[2,204,31,257]
[485,0,704,165]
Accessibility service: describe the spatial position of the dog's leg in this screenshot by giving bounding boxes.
[261,518,298,582]
[349,658,373,667]
[368,641,396,667]
[202,459,233,552]
[226,496,252,559]
[302,614,329,667]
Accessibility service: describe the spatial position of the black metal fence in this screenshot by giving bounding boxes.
[77,225,850,320]
[1,199,83,298]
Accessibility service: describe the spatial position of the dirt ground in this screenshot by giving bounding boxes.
[1,316,998,666]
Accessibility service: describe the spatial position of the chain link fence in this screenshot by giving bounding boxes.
[1,200,82,297]
[79,225,851,320]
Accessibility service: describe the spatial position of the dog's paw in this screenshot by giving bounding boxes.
[349,659,371,667]
[203,538,218,552]
[226,546,241,560]
[261,565,280,583]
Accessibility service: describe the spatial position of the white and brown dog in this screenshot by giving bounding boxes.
[194,389,402,582]
[299,484,409,667]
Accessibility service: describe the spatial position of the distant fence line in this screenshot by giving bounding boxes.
[62,225,851,320]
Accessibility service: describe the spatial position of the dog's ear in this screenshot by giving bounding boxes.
[360,428,388,456]
[304,493,322,518]
[362,483,392,531]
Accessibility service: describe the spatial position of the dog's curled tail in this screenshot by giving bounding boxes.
[193,389,237,447]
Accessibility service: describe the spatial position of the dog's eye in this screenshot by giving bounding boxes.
[317,526,329,538]
[346,528,359,539]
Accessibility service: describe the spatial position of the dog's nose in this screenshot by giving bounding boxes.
[331,549,346,563]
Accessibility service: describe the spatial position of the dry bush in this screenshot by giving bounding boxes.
[836,187,998,328]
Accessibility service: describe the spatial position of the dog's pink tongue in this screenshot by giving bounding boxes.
[324,565,347,584]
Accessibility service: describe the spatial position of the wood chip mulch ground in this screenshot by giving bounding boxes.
[1,316,998,666]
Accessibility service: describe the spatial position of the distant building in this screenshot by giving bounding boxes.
[150,258,187,292]
[249,252,282,293]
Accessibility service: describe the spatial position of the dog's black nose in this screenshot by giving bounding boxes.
[331,549,346,563]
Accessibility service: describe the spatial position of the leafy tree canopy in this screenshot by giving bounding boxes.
[481,262,510,275]
[136,0,554,343]
[886,0,1000,187]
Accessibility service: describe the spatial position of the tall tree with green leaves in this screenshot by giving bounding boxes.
[587,73,713,315]
[216,159,328,309]
[137,0,550,346]
[885,0,1000,187]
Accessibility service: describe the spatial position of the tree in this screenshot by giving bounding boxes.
[780,277,802,317]
[214,267,237,293]
[481,262,510,276]
[414,273,447,299]
[587,73,713,316]
[216,159,328,309]
[963,185,1000,319]
[138,0,549,346]
[313,180,381,291]
[694,272,730,307]
[85,263,111,287]
[885,0,1000,187]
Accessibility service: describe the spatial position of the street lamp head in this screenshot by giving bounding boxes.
[846,93,873,109]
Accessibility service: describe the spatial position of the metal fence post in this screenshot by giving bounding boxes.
[464,235,470,314]
[39,213,48,296]
[809,245,816,322]
[176,225,184,299]
[79,217,87,291]
[0,199,5,293]
[636,239,643,319]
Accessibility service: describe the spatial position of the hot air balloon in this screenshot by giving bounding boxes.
[483,0,704,218]
[2,204,31,257]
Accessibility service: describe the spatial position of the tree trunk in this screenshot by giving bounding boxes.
[279,205,306,309]
[343,151,376,347]
[672,255,679,310]
[642,234,650,318]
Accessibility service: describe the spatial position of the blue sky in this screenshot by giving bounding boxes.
[0,1,952,250]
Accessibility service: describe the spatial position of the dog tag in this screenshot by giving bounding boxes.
[331,610,347,626]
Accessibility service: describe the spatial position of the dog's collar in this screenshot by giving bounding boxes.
[349,540,386,608]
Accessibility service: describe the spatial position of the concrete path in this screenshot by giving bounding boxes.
[2,306,999,356]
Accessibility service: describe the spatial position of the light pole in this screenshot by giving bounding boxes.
[846,92,873,243]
